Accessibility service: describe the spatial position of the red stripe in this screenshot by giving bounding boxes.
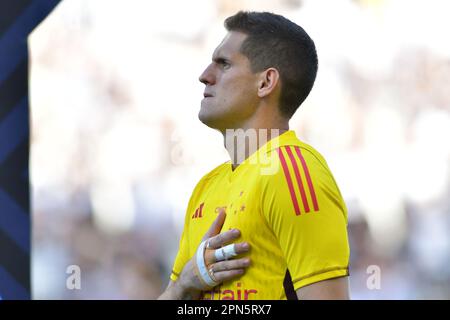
[285,146,310,213]
[277,148,301,215]
[199,203,204,218]
[193,208,199,218]
[295,146,319,211]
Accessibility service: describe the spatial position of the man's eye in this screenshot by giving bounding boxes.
[220,61,230,69]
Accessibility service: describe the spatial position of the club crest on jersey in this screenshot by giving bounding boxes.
[192,202,205,219]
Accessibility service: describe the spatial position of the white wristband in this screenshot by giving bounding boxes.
[196,240,218,287]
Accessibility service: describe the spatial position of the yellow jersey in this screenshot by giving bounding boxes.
[170,130,350,300]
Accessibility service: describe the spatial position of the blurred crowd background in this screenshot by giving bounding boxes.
[29,0,450,299]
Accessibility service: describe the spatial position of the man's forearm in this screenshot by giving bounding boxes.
[158,280,200,300]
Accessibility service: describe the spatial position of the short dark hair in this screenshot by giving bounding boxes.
[225,11,318,118]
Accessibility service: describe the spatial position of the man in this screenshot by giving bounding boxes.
[159,11,350,300]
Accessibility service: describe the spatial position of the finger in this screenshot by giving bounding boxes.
[201,209,226,241]
[207,228,240,249]
[205,241,249,264]
[212,269,245,283]
[213,243,237,262]
[211,258,251,272]
[233,242,250,255]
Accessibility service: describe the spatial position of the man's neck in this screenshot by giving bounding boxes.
[223,126,289,171]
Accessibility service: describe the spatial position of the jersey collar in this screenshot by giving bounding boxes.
[227,130,300,176]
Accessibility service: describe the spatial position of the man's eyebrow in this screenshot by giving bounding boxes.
[212,55,231,63]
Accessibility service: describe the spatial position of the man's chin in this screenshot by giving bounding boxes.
[198,110,226,131]
[198,111,216,128]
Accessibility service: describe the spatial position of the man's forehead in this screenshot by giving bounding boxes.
[212,31,247,59]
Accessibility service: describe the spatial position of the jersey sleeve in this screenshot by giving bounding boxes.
[169,221,190,282]
[261,145,350,291]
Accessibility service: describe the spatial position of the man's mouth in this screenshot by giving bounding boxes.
[203,93,213,98]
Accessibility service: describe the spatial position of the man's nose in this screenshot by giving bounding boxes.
[199,64,215,85]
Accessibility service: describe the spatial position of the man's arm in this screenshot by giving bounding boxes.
[296,276,350,300]
[158,281,182,300]
[262,147,351,300]
[158,280,197,300]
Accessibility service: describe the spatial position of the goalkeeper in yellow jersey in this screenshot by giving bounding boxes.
[159,11,350,300]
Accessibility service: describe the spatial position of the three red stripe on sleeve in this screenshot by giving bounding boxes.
[277,146,319,215]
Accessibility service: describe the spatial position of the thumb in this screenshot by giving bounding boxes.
[201,208,226,241]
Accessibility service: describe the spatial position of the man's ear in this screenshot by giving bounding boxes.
[257,68,280,98]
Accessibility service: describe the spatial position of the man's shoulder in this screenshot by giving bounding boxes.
[260,140,331,182]
[260,140,346,216]
[198,161,229,182]
[190,161,229,193]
